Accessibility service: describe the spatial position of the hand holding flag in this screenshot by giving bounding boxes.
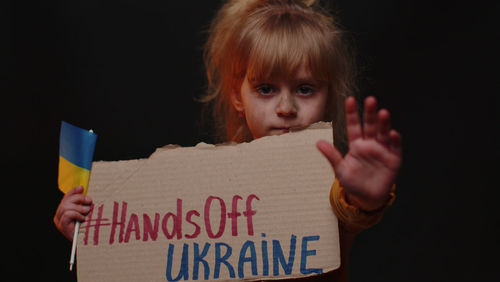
[54,186,92,240]
[54,121,97,271]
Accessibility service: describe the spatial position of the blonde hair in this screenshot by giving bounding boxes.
[202,0,356,152]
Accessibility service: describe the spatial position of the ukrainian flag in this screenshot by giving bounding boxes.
[58,121,97,194]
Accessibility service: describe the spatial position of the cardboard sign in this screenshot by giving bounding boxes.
[77,122,340,281]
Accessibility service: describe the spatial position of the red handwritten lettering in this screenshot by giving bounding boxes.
[228,195,243,236]
[185,210,201,239]
[204,196,226,239]
[124,213,140,242]
[84,195,259,245]
[244,194,259,236]
[110,201,127,244]
[82,204,109,246]
[143,213,160,241]
[162,199,183,239]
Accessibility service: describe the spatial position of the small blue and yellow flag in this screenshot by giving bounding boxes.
[58,121,97,194]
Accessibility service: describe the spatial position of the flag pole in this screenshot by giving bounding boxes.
[69,221,80,271]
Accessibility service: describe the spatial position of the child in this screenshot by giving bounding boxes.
[54,0,402,280]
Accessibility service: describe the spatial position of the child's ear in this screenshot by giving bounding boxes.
[230,89,244,112]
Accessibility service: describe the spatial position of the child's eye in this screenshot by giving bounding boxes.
[297,85,314,96]
[256,85,274,96]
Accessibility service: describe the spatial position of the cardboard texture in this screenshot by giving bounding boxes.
[77,122,340,281]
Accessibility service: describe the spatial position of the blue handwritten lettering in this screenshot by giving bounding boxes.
[166,243,189,281]
[214,242,235,279]
[272,234,296,275]
[300,235,322,275]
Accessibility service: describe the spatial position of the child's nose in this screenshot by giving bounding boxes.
[276,92,297,117]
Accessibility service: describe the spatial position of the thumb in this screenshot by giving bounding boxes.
[316,140,343,171]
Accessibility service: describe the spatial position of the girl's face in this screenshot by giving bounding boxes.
[233,64,328,139]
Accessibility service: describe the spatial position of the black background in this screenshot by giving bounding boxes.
[4,0,499,281]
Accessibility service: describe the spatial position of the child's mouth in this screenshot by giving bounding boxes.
[272,127,290,133]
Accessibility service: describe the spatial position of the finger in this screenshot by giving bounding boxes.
[57,186,83,219]
[61,209,87,223]
[65,202,92,215]
[58,210,87,241]
[64,186,84,197]
[55,194,92,220]
[55,215,75,240]
[376,109,391,147]
[66,193,92,205]
[389,129,402,156]
[363,96,378,139]
[55,209,83,235]
[316,140,343,172]
[345,97,362,142]
[59,186,85,206]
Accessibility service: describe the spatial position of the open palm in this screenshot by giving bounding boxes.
[317,96,402,211]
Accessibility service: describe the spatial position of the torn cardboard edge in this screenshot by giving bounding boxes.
[78,121,340,281]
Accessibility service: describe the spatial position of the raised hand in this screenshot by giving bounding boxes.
[317,96,402,211]
[54,186,93,241]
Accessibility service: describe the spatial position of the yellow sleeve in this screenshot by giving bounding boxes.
[329,179,396,234]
